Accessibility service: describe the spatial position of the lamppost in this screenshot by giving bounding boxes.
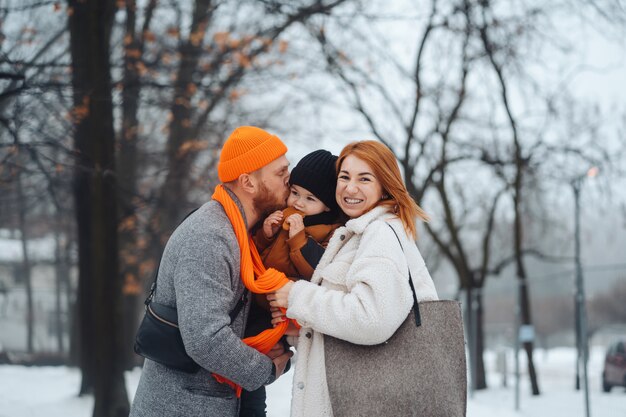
[571,166,597,417]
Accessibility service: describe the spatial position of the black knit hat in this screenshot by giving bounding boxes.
[289,149,339,214]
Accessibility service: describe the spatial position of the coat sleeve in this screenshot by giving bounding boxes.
[286,221,414,345]
[253,225,276,253]
[173,232,272,391]
[286,230,323,279]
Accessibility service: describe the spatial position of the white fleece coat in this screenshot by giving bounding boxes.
[285,206,439,417]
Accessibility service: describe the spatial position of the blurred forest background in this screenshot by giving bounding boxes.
[0,0,625,415]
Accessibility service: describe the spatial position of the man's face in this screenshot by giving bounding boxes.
[252,155,290,216]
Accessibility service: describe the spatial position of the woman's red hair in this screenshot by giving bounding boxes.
[337,141,428,239]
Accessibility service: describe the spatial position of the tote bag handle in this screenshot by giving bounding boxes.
[386,223,422,327]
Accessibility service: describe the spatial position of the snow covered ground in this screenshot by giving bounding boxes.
[1,347,624,417]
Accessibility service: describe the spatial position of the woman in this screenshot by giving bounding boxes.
[268,140,439,417]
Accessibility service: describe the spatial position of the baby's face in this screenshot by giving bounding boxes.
[287,184,330,216]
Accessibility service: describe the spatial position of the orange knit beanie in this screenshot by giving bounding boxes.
[218,126,288,182]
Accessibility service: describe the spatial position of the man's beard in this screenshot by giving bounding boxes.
[253,182,288,218]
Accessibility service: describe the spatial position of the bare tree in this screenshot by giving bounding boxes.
[117,0,158,369]
[68,0,129,415]
[2,0,357,376]
[305,0,624,393]
[475,1,541,395]
[1,1,72,359]
[16,156,34,353]
[113,0,353,364]
[307,0,521,390]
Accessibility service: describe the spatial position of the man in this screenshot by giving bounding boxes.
[130,126,293,417]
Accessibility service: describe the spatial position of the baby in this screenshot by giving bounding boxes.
[255,148,342,279]
[240,149,342,417]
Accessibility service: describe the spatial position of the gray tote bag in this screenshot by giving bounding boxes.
[324,226,467,417]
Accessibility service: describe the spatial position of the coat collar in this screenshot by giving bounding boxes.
[310,205,394,285]
[344,205,393,235]
[222,185,249,229]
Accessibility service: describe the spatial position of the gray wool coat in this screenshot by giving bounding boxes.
[130,192,273,417]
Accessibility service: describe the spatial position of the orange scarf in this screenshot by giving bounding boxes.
[211,184,298,397]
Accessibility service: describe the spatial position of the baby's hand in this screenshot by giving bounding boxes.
[263,210,284,238]
[286,213,305,238]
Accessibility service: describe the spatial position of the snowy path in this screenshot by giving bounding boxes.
[1,347,624,417]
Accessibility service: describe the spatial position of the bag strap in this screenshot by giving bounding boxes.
[228,292,248,322]
[386,223,422,327]
[145,208,200,306]
[144,208,249,322]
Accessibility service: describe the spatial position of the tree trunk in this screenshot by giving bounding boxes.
[478,4,541,394]
[475,289,487,389]
[54,226,66,355]
[118,0,146,370]
[17,168,34,354]
[434,170,488,391]
[514,176,540,396]
[156,0,216,239]
[465,285,487,391]
[68,231,80,367]
[519,276,540,395]
[68,0,130,415]
[71,33,96,399]
[464,286,475,390]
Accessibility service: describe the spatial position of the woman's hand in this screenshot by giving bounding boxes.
[270,306,285,327]
[270,306,300,335]
[267,280,294,309]
[263,210,284,238]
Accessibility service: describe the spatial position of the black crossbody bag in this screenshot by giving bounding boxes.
[133,209,248,373]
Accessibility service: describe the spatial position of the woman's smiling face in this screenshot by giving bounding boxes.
[336,155,384,219]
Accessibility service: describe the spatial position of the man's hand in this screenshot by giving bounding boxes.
[263,210,284,238]
[267,342,285,360]
[272,349,293,380]
[286,213,304,238]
